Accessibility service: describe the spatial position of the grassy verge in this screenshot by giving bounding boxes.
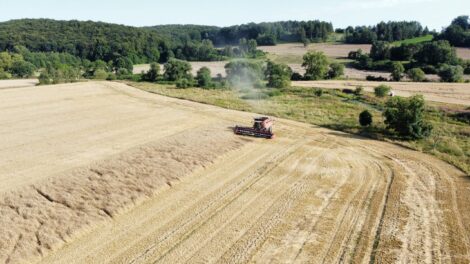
[126,81,469,175]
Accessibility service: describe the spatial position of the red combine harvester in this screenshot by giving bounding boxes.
[234,117,275,139]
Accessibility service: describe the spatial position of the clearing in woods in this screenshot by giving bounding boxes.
[0,82,469,264]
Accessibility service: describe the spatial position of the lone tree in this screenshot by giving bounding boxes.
[374,85,391,97]
[302,51,329,80]
[359,110,373,127]
[265,61,292,88]
[383,95,433,139]
[196,66,212,88]
[391,62,405,81]
[164,59,192,81]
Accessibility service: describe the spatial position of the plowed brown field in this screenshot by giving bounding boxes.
[0,82,469,264]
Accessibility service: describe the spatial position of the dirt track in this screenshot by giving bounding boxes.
[1,82,469,263]
[293,80,470,106]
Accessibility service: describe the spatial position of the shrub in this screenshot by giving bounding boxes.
[421,65,438,74]
[267,89,282,97]
[113,57,133,72]
[407,68,426,82]
[354,86,364,95]
[383,95,433,139]
[93,69,109,80]
[176,78,192,88]
[291,72,303,81]
[348,49,363,60]
[366,75,388,81]
[359,110,373,127]
[464,62,470,74]
[164,59,192,81]
[0,69,12,80]
[314,89,323,97]
[38,72,51,85]
[328,62,345,79]
[116,68,132,79]
[142,62,160,82]
[438,64,463,82]
[374,85,391,97]
[196,66,213,88]
[11,60,35,77]
[106,73,117,81]
[390,62,405,81]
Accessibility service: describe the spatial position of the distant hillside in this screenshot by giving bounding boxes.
[148,24,220,44]
[0,19,167,63]
[148,21,335,46]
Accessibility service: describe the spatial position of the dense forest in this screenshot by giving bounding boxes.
[344,21,428,44]
[0,19,166,64]
[0,19,333,65]
[438,15,470,47]
[149,21,334,46]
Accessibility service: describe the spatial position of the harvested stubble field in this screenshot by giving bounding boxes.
[0,81,469,264]
[292,80,470,106]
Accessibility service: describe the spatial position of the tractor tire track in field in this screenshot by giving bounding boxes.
[0,82,468,263]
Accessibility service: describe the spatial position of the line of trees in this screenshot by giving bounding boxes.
[344,21,427,44]
[348,39,469,82]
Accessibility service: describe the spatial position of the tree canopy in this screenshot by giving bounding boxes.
[344,21,425,44]
[302,51,330,80]
[0,19,164,64]
[383,95,433,139]
[439,15,470,47]
[150,20,334,46]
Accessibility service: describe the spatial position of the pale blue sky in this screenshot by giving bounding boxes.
[0,0,468,30]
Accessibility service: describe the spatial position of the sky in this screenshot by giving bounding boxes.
[0,0,468,30]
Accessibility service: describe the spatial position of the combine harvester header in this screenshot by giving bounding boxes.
[234,117,275,139]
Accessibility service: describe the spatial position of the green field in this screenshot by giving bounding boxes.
[127,81,469,175]
[392,34,434,46]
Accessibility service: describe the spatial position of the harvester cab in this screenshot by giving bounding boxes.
[234,117,275,139]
